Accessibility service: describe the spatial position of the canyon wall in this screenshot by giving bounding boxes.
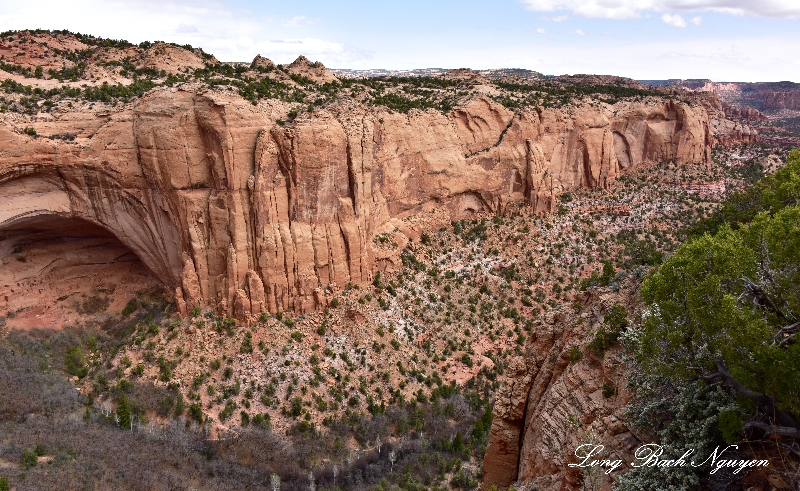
[482,285,638,491]
[683,80,800,113]
[763,91,800,111]
[0,88,712,320]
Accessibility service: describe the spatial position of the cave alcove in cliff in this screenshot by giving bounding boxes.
[0,215,166,329]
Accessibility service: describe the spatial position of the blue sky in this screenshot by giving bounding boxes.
[0,0,798,81]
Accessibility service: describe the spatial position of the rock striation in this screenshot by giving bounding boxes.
[712,117,758,145]
[763,91,800,111]
[0,89,713,322]
[722,103,767,121]
[482,285,639,491]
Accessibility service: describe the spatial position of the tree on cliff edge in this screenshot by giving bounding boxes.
[636,150,800,439]
[617,150,800,490]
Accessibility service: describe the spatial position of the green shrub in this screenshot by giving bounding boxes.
[116,393,132,428]
[117,379,134,392]
[0,476,9,491]
[121,299,137,317]
[64,346,89,378]
[717,410,743,443]
[188,402,203,422]
[450,469,479,489]
[587,327,619,357]
[252,413,271,429]
[569,346,583,363]
[240,332,253,354]
[175,395,185,416]
[219,400,237,420]
[603,304,628,331]
[22,448,37,469]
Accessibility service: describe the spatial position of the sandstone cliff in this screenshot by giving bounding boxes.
[483,285,638,491]
[763,91,800,111]
[711,117,758,145]
[0,88,712,322]
[722,103,767,121]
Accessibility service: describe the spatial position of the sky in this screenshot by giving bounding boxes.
[0,0,798,82]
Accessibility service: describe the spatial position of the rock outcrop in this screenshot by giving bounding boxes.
[442,68,491,84]
[722,103,767,121]
[250,54,276,71]
[135,42,208,75]
[763,91,800,111]
[483,286,639,491]
[711,116,758,145]
[0,89,713,323]
[286,56,338,84]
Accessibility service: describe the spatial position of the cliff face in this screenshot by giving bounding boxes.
[677,80,800,113]
[0,88,712,321]
[763,91,800,111]
[482,286,638,491]
[712,117,759,145]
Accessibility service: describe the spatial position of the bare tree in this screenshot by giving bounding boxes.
[375,435,382,455]
[308,470,315,491]
[389,450,396,474]
[271,473,280,491]
[333,464,339,488]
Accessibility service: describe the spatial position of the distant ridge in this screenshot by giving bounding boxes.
[331,67,547,80]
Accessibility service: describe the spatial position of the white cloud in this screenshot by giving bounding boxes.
[175,23,199,34]
[692,16,703,25]
[0,0,366,65]
[537,27,547,33]
[519,0,800,19]
[574,28,586,34]
[662,13,688,26]
[283,16,309,28]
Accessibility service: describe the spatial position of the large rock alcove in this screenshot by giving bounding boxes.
[0,174,179,329]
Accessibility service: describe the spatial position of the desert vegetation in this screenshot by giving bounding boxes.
[2,27,799,491]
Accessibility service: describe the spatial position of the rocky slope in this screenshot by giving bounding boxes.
[1,86,713,326]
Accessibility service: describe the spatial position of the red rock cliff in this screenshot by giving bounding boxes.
[0,88,712,321]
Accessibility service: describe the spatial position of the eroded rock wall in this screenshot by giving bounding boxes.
[0,88,713,321]
[482,286,639,491]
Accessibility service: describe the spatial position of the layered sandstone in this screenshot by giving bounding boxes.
[483,285,639,491]
[674,80,800,113]
[763,91,800,111]
[0,88,712,323]
[712,117,758,145]
[722,103,767,121]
